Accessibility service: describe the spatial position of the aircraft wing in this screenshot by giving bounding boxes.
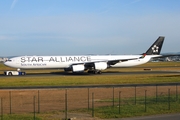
[107,58,139,65]
[71,57,139,67]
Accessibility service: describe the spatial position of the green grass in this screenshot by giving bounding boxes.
[76,95,180,119]
[92,103,180,119]
[0,114,41,120]
[0,74,179,87]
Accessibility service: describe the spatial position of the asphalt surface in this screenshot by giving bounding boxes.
[0,70,180,77]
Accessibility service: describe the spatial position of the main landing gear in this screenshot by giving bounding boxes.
[88,70,102,74]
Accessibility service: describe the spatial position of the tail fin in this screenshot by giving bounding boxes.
[145,36,164,55]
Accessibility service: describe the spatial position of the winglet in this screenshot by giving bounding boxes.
[145,36,165,55]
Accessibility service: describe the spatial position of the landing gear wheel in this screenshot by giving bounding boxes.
[87,70,93,74]
[21,72,26,75]
[8,72,12,76]
[94,70,102,74]
[88,70,102,74]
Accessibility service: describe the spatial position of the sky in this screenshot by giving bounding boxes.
[0,0,180,56]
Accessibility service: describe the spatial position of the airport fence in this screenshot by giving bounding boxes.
[0,84,180,119]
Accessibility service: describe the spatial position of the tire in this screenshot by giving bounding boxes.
[21,72,26,76]
[87,70,93,74]
[98,71,102,74]
[8,72,12,76]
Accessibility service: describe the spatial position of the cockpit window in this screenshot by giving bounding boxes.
[7,60,12,62]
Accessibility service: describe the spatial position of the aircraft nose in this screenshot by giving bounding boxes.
[4,60,12,67]
[4,61,9,66]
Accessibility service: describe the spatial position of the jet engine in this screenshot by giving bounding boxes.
[94,62,108,70]
[72,64,85,72]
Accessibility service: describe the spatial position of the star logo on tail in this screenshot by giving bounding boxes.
[152,45,159,53]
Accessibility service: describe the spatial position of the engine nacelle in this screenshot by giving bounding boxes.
[94,62,108,70]
[72,64,85,72]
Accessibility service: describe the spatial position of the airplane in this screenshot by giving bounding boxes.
[4,36,165,74]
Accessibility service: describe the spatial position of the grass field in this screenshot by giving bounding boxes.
[0,62,180,87]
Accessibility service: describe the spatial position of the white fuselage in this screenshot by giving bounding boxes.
[4,55,157,69]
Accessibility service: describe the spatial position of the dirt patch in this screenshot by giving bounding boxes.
[0,85,179,119]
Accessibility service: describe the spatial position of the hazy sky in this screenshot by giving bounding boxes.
[0,0,180,56]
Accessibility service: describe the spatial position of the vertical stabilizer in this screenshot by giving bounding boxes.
[145,36,164,55]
